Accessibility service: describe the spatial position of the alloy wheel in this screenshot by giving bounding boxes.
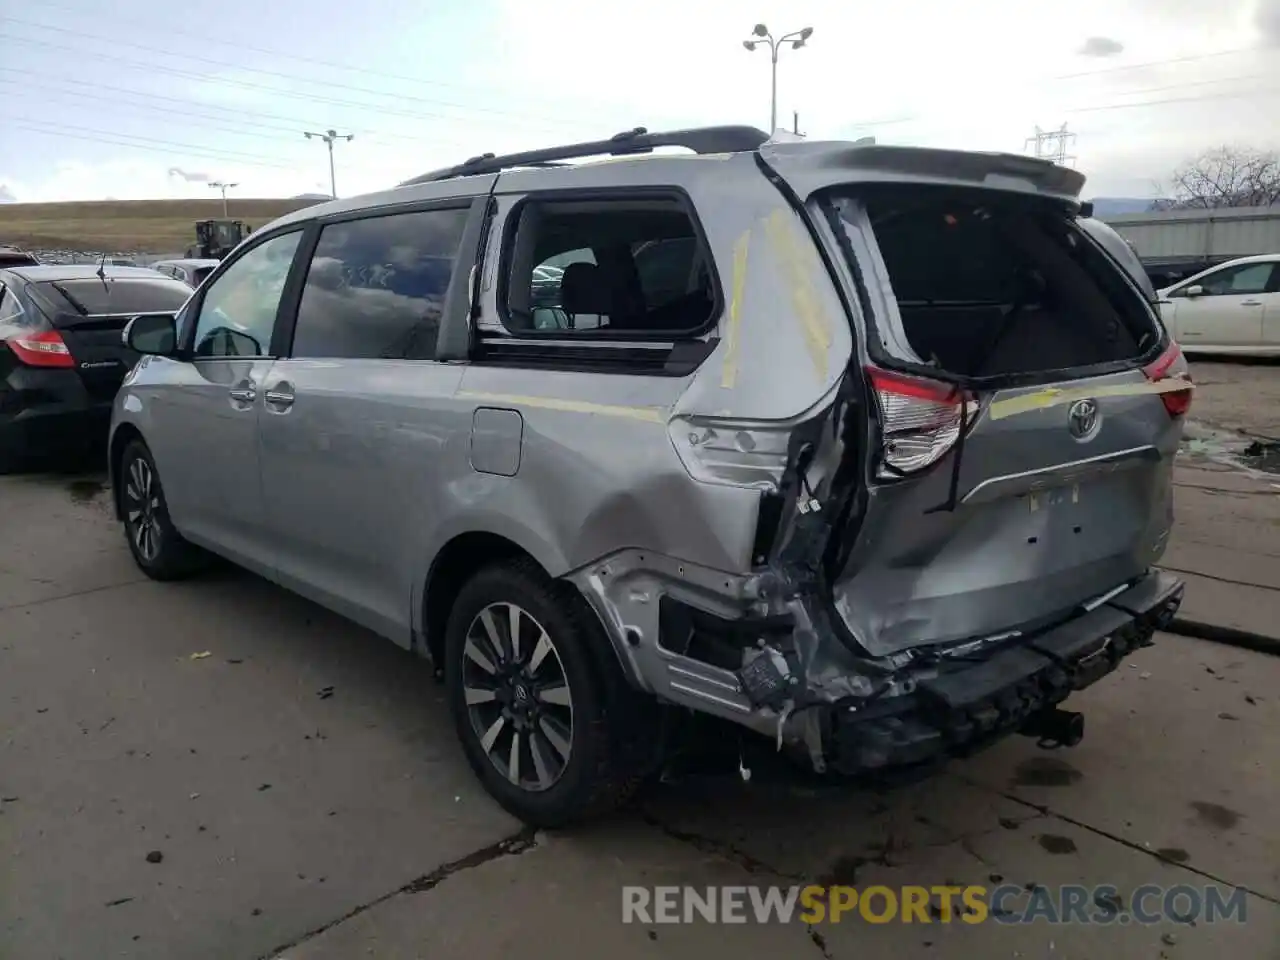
[124,456,162,562]
[461,602,574,792]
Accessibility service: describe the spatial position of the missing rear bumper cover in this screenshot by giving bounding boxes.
[570,552,1182,776]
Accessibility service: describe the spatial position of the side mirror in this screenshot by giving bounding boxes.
[123,313,178,356]
[1183,285,1205,298]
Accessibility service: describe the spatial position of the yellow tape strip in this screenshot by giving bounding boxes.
[987,378,1195,421]
[720,230,750,389]
[764,210,832,381]
[456,390,666,424]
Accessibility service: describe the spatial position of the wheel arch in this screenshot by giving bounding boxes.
[420,530,556,668]
[108,422,145,521]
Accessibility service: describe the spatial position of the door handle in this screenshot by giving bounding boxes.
[264,382,295,409]
[1240,299,1263,307]
[229,386,256,402]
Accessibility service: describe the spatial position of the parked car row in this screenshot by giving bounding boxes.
[103,126,1189,827]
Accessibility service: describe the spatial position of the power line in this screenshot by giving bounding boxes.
[1050,45,1262,82]
[0,17,588,132]
[14,0,615,111]
[0,32,595,138]
[0,115,299,170]
[0,71,479,151]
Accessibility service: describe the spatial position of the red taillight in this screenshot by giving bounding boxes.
[867,366,973,476]
[5,329,75,368]
[1142,341,1193,418]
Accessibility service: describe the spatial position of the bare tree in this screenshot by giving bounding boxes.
[1165,146,1280,209]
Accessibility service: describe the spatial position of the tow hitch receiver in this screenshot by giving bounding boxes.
[1020,707,1085,749]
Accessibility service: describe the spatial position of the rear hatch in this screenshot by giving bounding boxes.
[31,277,191,399]
[759,145,1193,656]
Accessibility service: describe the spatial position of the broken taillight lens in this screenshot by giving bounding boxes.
[5,330,75,368]
[868,366,974,477]
[1141,341,1193,418]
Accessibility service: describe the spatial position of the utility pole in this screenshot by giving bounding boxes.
[1025,123,1077,166]
[208,181,237,217]
[304,129,355,199]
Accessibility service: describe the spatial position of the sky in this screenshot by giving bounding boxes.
[1,0,1279,204]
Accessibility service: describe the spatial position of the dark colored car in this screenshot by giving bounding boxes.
[0,248,41,269]
[0,265,193,468]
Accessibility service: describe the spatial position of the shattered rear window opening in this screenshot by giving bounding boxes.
[826,188,1160,379]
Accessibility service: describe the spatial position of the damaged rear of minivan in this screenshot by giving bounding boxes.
[684,143,1193,776]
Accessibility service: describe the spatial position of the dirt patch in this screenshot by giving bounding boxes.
[1189,801,1242,830]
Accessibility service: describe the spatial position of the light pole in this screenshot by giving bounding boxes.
[742,24,813,135]
[208,181,237,217]
[304,129,355,199]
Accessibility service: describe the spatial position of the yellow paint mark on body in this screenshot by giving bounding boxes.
[987,378,1193,421]
[764,210,832,380]
[456,391,666,424]
[720,231,751,389]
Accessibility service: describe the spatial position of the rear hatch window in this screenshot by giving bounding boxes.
[827,187,1160,380]
[40,277,192,318]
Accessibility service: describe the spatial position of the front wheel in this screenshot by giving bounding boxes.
[119,439,207,580]
[444,560,650,828]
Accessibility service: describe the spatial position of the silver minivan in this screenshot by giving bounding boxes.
[109,126,1192,826]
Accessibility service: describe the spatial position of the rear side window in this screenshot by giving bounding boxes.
[501,197,716,338]
[0,283,30,326]
[40,278,193,316]
[291,207,469,360]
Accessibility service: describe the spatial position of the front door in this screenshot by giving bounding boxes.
[152,229,303,576]
[1166,260,1273,349]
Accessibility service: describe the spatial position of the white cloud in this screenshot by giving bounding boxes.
[1079,36,1126,57]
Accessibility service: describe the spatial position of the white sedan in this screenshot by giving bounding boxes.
[1156,253,1280,356]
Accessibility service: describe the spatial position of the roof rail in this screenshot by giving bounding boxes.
[400,125,770,185]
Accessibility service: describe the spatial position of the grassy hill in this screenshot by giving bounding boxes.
[0,198,326,253]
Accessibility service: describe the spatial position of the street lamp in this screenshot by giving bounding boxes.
[304,129,355,199]
[208,181,237,217]
[742,23,813,135]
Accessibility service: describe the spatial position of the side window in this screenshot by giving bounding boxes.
[291,207,469,360]
[502,198,717,338]
[0,283,27,325]
[191,230,301,358]
[1195,263,1274,297]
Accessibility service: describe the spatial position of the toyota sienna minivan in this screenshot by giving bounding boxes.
[109,126,1191,826]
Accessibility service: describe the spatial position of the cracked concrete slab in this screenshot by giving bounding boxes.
[278,820,814,960]
[959,634,1280,901]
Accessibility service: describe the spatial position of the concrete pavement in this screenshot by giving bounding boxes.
[2,467,1278,960]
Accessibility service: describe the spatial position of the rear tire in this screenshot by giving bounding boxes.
[444,560,652,828]
[119,439,207,580]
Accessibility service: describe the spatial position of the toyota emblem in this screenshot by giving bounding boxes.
[1067,398,1100,441]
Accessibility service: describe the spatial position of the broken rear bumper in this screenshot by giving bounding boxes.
[824,571,1184,775]
[570,552,1183,776]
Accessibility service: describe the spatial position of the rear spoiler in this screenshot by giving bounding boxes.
[759,141,1087,203]
[49,311,140,331]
